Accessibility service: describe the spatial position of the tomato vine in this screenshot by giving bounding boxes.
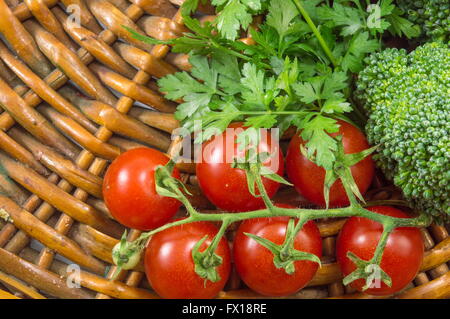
[112,154,432,290]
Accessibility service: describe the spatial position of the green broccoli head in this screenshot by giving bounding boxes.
[397,0,449,40]
[356,42,450,222]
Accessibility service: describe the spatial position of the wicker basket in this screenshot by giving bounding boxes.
[0,0,448,300]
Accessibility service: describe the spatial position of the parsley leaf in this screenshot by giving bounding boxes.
[195,101,242,143]
[212,54,242,95]
[292,71,348,105]
[341,31,379,73]
[322,98,352,114]
[240,63,277,110]
[321,71,348,99]
[265,0,299,38]
[213,0,256,40]
[293,79,321,104]
[190,55,219,88]
[300,115,340,170]
[377,0,419,38]
[158,55,218,122]
[244,114,278,128]
[385,7,421,38]
[317,3,364,37]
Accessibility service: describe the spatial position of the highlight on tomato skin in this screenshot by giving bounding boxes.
[336,206,424,296]
[233,203,322,297]
[196,122,285,212]
[144,220,231,299]
[286,120,375,208]
[102,147,182,231]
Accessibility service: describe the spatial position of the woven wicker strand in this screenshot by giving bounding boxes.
[0,0,448,300]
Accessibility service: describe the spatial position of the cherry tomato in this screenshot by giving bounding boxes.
[103,148,181,231]
[196,123,284,212]
[233,204,322,296]
[336,206,424,296]
[286,120,375,207]
[145,221,231,299]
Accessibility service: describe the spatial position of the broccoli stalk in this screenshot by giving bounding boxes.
[356,42,450,222]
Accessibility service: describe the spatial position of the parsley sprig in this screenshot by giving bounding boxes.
[126,0,418,171]
[212,0,420,42]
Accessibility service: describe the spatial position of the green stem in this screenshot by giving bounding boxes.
[114,192,431,283]
[340,168,361,207]
[372,225,394,264]
[291,0,339,67]
[173,186,200,217]
[246,111,303,115]
[343,222,396,289]
[208,38,272,70]
[134,216,197,246]
[251,165,276,211]
[235,110,319,117]
[279,216,307,259]
[137,205,430,241]
[202,219,231,267]
[210,40,251,62]
[354,0,367,27]
[120,203,430,253]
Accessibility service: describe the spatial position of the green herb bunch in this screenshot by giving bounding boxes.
[128,0,419,171]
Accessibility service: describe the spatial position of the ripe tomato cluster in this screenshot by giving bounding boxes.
[103,122,424,299]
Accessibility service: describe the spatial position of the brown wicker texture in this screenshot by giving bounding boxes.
[0,0,448,300]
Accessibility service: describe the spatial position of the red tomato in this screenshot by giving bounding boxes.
[233,204,322,296]
[286,120,375,207]
[103,148,181,231]
[145,221,231,299]
[336,206,424,296]
[196,123,284,212]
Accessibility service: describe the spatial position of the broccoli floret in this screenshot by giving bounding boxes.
[397,0,449,40]
[356,42,450,222]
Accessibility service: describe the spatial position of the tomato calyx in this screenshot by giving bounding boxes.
[245,218,321,275]
[232,150,292,195]
[155,160,201,218]
[343,251,392,291]
[111,231,144,280]
[231,149,291,210]
[191,218,232,284]
[154,160,192,201]
[341,221,396,291]
[312,136,378,208]
[192,235,224,284]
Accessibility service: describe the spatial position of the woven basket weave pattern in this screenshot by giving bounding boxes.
[0,0,448,299]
